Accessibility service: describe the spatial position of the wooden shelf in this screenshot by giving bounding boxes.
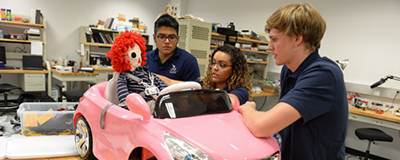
[0,38,33,43]
[91,27,120,33]
[247,60,269,64]
[241,48,271,55]
[349,107,400,123]
[90,27,149,36]
[92,67,114,71]
[84,43,112,47]
[210,45,270,55]
[0,20,44,28]
[251,91,278,97]
[0,68,48,74]
[211,32,269,45]
[51,69,99,76]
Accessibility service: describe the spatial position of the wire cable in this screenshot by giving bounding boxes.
[386,90,399,111]
[13,44,26,53]
[256,96,268,111]
[251,71,267,81]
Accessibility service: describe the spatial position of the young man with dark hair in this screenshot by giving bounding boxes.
[145,14,200,81]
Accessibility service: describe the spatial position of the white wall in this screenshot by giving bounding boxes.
[2,0,168,62]
[184,0,400,159]
[185,0,400,90]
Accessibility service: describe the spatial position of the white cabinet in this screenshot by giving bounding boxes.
[19,73,45,91]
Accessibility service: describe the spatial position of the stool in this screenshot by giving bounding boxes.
[355,128,393,160]
[0,83,21,111]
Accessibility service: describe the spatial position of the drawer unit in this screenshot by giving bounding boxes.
[19,74,46,91]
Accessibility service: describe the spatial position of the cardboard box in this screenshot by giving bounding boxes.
[263,84,277,93]
[130,17,139,28]
[17,102,78,136]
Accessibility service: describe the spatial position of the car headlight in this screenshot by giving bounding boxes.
[164,132,212,160]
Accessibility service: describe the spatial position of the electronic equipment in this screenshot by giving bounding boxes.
[22,55,43,70]
[0,46,14,69]
[9,32,25,40]
[53,65,72,73]
[89,54,111,66]
[370,75,400,89]
[177,19,212,79]
[79,67,94,73]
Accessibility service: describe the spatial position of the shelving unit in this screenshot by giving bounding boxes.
[0,19,46,60]
[210,32,275,98]
[0,15,50,96]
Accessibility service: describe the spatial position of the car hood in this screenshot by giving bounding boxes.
[156,111,279,159]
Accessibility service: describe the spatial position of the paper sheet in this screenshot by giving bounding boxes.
[31,41,43,55]
[80,43,84,56]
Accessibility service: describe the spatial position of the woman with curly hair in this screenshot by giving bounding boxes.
[158,44,251,105]
[202,44,252,105]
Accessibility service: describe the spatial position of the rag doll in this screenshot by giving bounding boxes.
[106,31,167,112]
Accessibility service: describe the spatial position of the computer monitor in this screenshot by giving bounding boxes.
[0,46,5,66]
[23,55,43,70]
[0,46,15,69]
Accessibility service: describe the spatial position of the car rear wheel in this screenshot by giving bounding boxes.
[75,116,96,160]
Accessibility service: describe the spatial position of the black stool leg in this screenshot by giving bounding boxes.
[3,92,8,105]
[364,140,372,160]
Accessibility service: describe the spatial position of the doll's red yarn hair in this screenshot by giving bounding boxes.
[106,30,147,73]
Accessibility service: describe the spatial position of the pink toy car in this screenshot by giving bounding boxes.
[73,81,280,160]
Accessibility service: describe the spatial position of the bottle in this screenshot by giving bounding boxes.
[73,62,78,73]
[96,58,101,67]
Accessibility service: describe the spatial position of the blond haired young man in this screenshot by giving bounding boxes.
[240,3,348,160]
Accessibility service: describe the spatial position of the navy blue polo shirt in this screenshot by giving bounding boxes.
[145,48,200,81]
[278,50,348,160]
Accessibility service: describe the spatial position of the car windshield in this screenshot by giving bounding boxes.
[153,89,232,119]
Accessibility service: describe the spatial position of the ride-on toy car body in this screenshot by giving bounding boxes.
[73,81,280,159]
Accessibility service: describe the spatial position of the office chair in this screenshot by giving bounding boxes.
[0,74,21,111]
[355,128,393,160]
[56,82,96,102]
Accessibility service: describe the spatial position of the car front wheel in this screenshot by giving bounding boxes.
[75,116,96,160]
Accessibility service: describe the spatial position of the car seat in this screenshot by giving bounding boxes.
[104,72,120,104]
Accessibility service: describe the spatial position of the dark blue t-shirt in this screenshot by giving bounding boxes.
[278,50,348,160]
[145,48,200,81]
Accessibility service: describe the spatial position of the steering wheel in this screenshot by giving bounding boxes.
[159,81,202,95]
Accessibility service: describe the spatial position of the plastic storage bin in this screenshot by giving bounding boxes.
[17,102,78,136]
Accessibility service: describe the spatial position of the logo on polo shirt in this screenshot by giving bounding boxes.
[169,64,177,74]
